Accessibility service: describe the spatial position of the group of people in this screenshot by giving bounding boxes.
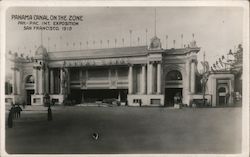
[7,103,23,128]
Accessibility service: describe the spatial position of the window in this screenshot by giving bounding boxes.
[218,87,226,93]
[133,99,141,103]
[166,70,182,80]
[150,99,160,104]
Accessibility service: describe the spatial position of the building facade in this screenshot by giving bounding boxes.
[5,36,237,107]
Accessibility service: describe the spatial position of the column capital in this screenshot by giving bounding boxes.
[128,63,134,67]
[149,60,162,64]
[33,66,42,70]
[190,58,198,64]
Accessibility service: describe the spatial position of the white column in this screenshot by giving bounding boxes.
[60,68,63,94]
[38,69,42,94]
[41,68,45,95]
[186,60,191,92]
[34,67,39,95]
[45,67,49,94]
[16,70,19,94]
[128,65,133,94]
[50,69,54,94]
[12,68,17,95]
[190,60,196,93]
[147,62,153,94]
[141,64,146,94]
[157,62,161,94]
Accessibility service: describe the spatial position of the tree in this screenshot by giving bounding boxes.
[200,52,210,106]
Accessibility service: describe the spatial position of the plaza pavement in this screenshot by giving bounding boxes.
[5,105,242,154]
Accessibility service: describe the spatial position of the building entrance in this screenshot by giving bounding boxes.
[26,90,34,105]
[82,89,127,103]
[217,87,227,106]
[69,89,128,104]
[165,88,182,106]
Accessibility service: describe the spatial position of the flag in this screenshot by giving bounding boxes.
[219,58,223,67]
[211,67,214,72]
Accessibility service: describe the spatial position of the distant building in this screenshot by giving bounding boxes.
[5,35,238,107]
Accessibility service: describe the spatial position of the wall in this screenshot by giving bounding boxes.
[127,94,164,106]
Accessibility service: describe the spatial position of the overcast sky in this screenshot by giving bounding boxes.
[6,6,243,73]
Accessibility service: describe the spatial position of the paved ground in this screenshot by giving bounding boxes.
[5,106,242,154]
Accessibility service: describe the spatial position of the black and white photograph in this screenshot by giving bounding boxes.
[1,1,249,156]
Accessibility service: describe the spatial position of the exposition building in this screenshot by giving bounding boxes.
[5,35,239,107]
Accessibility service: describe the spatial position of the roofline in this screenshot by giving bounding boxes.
[47,45,148,54]
[48,53,148,61]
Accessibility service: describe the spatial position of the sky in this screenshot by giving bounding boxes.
[5,6,243,74]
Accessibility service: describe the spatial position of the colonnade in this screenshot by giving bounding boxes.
[128,61,161,95]
[32,59,195,97]
[49,68,64,95]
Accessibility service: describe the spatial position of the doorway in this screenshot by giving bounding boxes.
[26,90,34,105]
[217,87,226,106]
[165,88,182,106]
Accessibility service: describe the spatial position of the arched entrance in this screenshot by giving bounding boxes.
[25,75,35,105]
[165,70,183,106]
[217,86,228,106]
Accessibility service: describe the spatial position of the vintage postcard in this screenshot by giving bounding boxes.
[0,1,249,157]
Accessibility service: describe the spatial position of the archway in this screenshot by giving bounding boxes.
[25,75,35,105]
[165,70,183,106]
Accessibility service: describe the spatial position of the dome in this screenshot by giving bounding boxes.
[35,45,48,56]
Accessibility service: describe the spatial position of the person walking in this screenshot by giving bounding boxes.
[48,105,52,121]
[139,99,142,107]
[17,105,22,118]
[8,107,14,128]
[11,104,17,119]
[226,93,230,105]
